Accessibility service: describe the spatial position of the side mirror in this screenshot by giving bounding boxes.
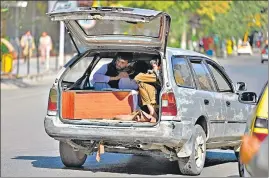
[239,92,257,104]
[236,82,247,92]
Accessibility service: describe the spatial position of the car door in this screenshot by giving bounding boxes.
[189,58,225,140]
[205,59,252,141]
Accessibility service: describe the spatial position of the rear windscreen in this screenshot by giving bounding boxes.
[76,16,161,38]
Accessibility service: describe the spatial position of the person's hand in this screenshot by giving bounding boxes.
[152,64,158,72]
[110,72,129,81]
[118,72,129,78]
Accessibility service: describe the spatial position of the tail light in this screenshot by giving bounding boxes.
[161,92,178,118]
[253,132,268,142]
[47,87,58,116]
[253,117,268,142]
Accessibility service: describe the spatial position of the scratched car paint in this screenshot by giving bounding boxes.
[44,2,256,176]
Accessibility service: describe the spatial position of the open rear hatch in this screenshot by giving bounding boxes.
[47,2,171,126]
[47,1,171,57]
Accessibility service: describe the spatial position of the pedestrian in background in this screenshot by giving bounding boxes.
[20,31,36,63]
[39,32,53,69]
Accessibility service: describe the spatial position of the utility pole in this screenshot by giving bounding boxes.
[181,21,187,50]
[48,1,65,68]
[31,1,36,37]
[15,7,19,40]
[59,22,65,68]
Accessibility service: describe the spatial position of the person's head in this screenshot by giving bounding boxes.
[42,32,47,36]
[150,56,160,70]
[115,52,132,70]
[150,60,158,68]
[133,61,150,74]
[26,31,31,36]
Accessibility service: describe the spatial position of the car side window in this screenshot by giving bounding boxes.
[207,62,233,92]
[171,57,194,87]
[190,61,215,91]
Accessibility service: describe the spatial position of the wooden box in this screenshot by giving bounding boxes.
[61,90,138,120]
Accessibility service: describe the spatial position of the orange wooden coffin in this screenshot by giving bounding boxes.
[61,90,138,119]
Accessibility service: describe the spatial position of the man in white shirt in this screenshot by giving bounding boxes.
[92,52,138,90]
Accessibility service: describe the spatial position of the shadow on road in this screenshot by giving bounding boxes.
[205,151,238,167]
[1,78,32,88]
[12,151,238,176]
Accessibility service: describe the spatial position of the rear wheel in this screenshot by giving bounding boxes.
[59,141,87,168]
[237,152,245,177]
[178,125,207,176]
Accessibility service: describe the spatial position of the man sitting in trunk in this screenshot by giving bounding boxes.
[92,52,138,90]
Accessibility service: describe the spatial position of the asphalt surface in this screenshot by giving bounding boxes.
[1,54,268,177]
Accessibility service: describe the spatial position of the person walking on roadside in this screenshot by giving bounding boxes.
[1,35,17,76]
[20,31,36,63]
[39,32,53,69]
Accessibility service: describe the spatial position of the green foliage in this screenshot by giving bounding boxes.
[204,1,268,39]
[95,1,269,46]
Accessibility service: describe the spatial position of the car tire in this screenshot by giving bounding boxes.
[237,153,245,177]
[59,141,87,168]
[178,125,207,176]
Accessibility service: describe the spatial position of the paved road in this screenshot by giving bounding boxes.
[1,55,267,177]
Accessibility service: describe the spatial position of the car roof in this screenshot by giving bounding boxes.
[167,47,210,59]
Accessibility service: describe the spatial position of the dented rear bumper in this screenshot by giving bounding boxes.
[44,116,193,147]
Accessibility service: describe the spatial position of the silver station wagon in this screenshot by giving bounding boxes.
[44,2,256,175]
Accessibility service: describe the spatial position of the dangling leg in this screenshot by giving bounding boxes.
[138,82,158,118]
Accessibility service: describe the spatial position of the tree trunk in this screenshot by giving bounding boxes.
[181,20,187,50]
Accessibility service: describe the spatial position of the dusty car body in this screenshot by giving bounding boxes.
[44,2,255,176]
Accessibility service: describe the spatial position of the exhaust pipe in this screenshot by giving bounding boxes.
[136,144,160,150]
[136,144,143,149]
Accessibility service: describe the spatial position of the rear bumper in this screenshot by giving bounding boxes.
[237,50,252,54]
[44,116,193,146]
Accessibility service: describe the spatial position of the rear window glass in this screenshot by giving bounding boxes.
[172,57,194,88]
[76,17,161,38]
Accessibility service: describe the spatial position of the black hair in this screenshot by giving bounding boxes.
[129,60,150,79]
[150,55,161,66]
[117,52,133,62]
